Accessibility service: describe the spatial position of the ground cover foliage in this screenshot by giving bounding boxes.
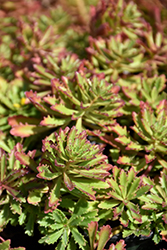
[1,0,167,249]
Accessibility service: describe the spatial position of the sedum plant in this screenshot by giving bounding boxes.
[98,166,151,227]
[31,52,81,87]
[15,126,111,211]
[90,0,145,38]
[1,0,167,249]
[87,34,145,78]
[9,73,124,137]
[38,198,98,249]
[119,74,167,111]
[88,221,126,250]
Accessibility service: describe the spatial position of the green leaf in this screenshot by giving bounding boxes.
[97,225,111,250]
[39,228,64,244]
[61,228,69,248]
[108,240,126,250]
[10,124,49,138]
[126,178,140,200]
[88,221,98,250]
[0,239,10,250]
[71,227,86,250]
[52,209,67,224]
[49,177,62,207]
[72,179,96,200]
[25,212,36,236]
[98,200,120,209]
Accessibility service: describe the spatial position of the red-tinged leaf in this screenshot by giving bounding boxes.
[49,177,62,207]
[40,115,69,127]
[112,124,128,136]
[117,156,131,165]
[126,178,140,199]
[72,179,96,200]
[10,124,49,137]
[98,200,120,210]
[135,185,151,199]
[88,221,98,250]
[37,164,60,180]
[51,104,77,116]
[27,190,42,205]
[162,213,167,224]
[160,230,167,242]
[140,102,154,136]
[44,199,58,213]
[156,100,167,121]
[8,115,40,126]
[97,225,112,250]
[141,203,160,210]
[114,203,124,217]
[112,166,120,180]
[56,127,70,160]
[25,91,47,112]
[5,186,20,200]
[108,240,126,250]
[120,210,129,227]
[127,203,142,223]
[132,112,152,141]
[5,169,28,183]
[63,172,74,191]
[126,141,144,151]
[73,167,111,180]
[157,158,167,169]
[115,136,131,145]
[107,180,122,199]
[145,153,156,163]
[15,152,38,172]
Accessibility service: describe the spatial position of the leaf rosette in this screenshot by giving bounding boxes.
[9,72,124,137]
[87,34,145,78]
[37,126,112,209]
[31,53,81,87]
[38,199,98,250]
[129,100,167,168]
[90,0,145,39]
[98,166,151,227]
[119,74,167,111]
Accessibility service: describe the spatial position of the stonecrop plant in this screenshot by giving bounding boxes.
[1,0,167,249]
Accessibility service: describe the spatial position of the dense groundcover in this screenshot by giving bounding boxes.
[1,0,167,249]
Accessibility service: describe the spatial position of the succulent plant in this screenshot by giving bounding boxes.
[38,198,98,249]
[1,0,167,248]
[9,72,124,137]
[31,52,81,88]
[137,28,167,73]
[87,34,145,78]
[90,0,145,39]
[119,74,167,111]
[88,221,126,250]
[15,126,111,211]
[98,166,151,227]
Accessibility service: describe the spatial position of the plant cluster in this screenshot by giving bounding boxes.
[1,0,167,249]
